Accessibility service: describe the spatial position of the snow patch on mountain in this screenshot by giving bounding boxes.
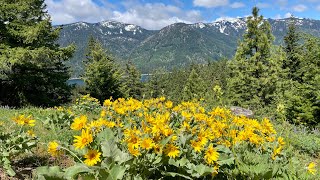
[72,22,89,30]
[99,21,122,28]
[125,24,137,31]
[193,22,206,29]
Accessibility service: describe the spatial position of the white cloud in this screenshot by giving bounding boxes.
[284,12,292,18]
[45,0,203,30]
[230,2,245,8]
[276,0,287,7]
[45,0,113,24]
[292,4,308,12]
[193,0,229,8]
[112,3,203,30]
[274,12,292,19]
[316,5,320,11]
[256,3,270,8]
[274,14,282,19]
[214,16,243,22]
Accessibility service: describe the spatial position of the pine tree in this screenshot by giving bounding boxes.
[145,68,167,98]
[83,37,125,102]
[182,67,206,101]
[0,0,74,106]
[284,36,320,126]
[283,17,302,82]
[227,7,279,108]
[124,61,144,99]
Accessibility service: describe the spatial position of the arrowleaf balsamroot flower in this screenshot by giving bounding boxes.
[165,144,180,158]
[73,129,93,149]
[128,143,141,157]
[12,114,35,126]
[84,149,101,166]
[71,115,87,130]
[140,138,155,150]
[205,144,219,165]
[307,162,317,175]
[48,141,61,157]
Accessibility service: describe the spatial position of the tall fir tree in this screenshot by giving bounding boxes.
[284,36,320,126]
[182,67,206,101]
[0,0,74,107]
[283,17,302,82]
[145,68,167,98]
[227,7,280,109]
[124,61,144,99]
[83,37,125,102]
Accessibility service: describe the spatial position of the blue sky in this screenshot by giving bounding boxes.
[45,0,320,29]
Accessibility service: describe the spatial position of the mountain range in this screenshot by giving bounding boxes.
[56,18,320,77]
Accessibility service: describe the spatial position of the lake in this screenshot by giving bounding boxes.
[67,74,152,86]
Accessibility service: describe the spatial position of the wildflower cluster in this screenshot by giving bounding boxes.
[74,94,101,112]
[0,114,37,176]
[46,96,293,179]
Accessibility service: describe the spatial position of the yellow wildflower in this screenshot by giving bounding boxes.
[84,149,101,166]
[100,110,106,117]
[205,144,219,165]
[103,99,112,107]
[86,120,102,133]
[165,144,180,158]
[128,143,141,157]
[153,144,163,154]
[191,140,202,152]
[271,146,282,160]
[266,136,276,142]
[71,115,87,130]
[277,137,285,146]
[261,118,276,134]
[141,138,155,150]
[126,133,140,148]
[48,141,61,157]
[12,115,35,126]
[159,96,166,101]
[165,101,173,108]
[27,130,35,137]
[307,162,317,175]
[73,129,93,149]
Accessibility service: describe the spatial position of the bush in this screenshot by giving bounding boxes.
[34,97,318,179]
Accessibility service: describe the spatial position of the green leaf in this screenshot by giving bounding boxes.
[97,128,114,143]
[272,164,280,177]
[168,158,179,167]
[217,157,235,166]
[162,172,193,180]
[107,165,126,180]
[35,166,65,179]
[4,164,16,177]
[177,157,189,167]
[216,145,232,154]
[160,135,173,146]
[194,164,213,177]
[64,163,92,179]
[152,155,162,165]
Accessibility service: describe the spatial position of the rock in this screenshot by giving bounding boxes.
[230,106,254,118]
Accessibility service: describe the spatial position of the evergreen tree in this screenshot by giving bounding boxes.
[83,37,125,102]
[0,0,74,106]
[227,7,279,108]
[124,61,144,99]
[284,36,320,126]
[182,67,206,101]
[144,68,167,99]
[283,17,302,82]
